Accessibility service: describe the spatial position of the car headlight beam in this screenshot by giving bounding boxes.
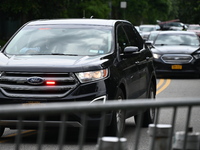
[153,53,161,59]
[76,69,108,83]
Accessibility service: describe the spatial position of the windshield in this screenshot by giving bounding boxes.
[4,25,113,56]
[140,26,155,32]
[147,32,160,41]
[154,33,200,46]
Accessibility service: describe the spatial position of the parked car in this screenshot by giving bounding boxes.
[159,21,187,31]
[139,25,160,40]
[146,31,200,76]
[187,24,200,38]
[0,19,156,137]
[146,31,161,42]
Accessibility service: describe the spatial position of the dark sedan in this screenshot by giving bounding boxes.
[148,31,200,76]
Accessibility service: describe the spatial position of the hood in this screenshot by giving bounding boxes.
[188,30,200,36]
[188,30,200,33]
[151,45,199,54]
[0,53,113,72]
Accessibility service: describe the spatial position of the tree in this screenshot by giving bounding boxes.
[0,0,40,24]
[178,0,200,24]
[124,0,171,25]
[0,0,200,39]
[82,0,111,18]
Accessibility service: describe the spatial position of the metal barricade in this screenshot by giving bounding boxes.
[0,98,200,150]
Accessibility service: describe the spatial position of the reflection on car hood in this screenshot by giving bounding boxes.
[0,53,111,72]
[188,30,200,35]
[188,30,200,32]
[152,45,199,54]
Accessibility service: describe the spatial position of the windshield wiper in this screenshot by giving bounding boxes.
[155,44,166,46]
[179,44,189,45]
[51,53,78,56]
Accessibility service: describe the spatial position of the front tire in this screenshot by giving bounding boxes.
[106,88,125,136]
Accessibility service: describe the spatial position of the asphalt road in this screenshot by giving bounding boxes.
[125,75,200,150]
[1,76,200,150]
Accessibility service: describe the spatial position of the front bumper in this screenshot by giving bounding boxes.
[153,59,200,75]
[0,95,113,129]
[0,111,112,130]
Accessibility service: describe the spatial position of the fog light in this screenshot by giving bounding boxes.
[90,95,107,104]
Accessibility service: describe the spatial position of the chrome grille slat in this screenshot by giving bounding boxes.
[161,54,193,64]
[0,84,75,91]
[1,89,71,98]
[0,72,79,98]
[0,76,76,84]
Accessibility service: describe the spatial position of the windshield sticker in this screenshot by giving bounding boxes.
[89,50,105,54]
[98,50,104,54]
[20,47,40,54]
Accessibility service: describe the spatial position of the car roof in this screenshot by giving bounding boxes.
[139,24,159,27]
[188,24,200,26]
[157,31,196,35]
[26,18,130,27]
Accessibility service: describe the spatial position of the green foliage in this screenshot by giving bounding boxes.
[83,0,111,18]
[124,0,171,25]
[0,0,199,26]
[125,0,149,25]
[0,40,6,47]
[178,0,200,24]
[0,0,39,17]
[36,0,68,18]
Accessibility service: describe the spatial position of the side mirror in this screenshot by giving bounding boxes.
[121,46,139,58]
[124,46,139,54]
[145,40,153,45]
[145,41,154,49]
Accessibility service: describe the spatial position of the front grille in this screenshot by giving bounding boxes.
[161,54,193,64]
[0,72,79,98]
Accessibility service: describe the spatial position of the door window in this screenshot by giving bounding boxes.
[117,25,130,53]
[123,25,143,49]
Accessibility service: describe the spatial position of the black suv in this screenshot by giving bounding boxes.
[0,19,156,136]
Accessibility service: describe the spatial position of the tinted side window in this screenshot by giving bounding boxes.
[123,25,143,49]
[117,25,129,52]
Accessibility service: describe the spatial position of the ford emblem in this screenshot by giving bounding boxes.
[27,76,44,85]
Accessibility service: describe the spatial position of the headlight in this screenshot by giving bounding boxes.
[153,53,161,59]
[76,69,108,83]
[193,50,200,59]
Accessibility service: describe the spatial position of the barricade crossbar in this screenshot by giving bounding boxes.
[0,98,200,150]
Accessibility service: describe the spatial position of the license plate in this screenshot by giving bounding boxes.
[171,65,182,70]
